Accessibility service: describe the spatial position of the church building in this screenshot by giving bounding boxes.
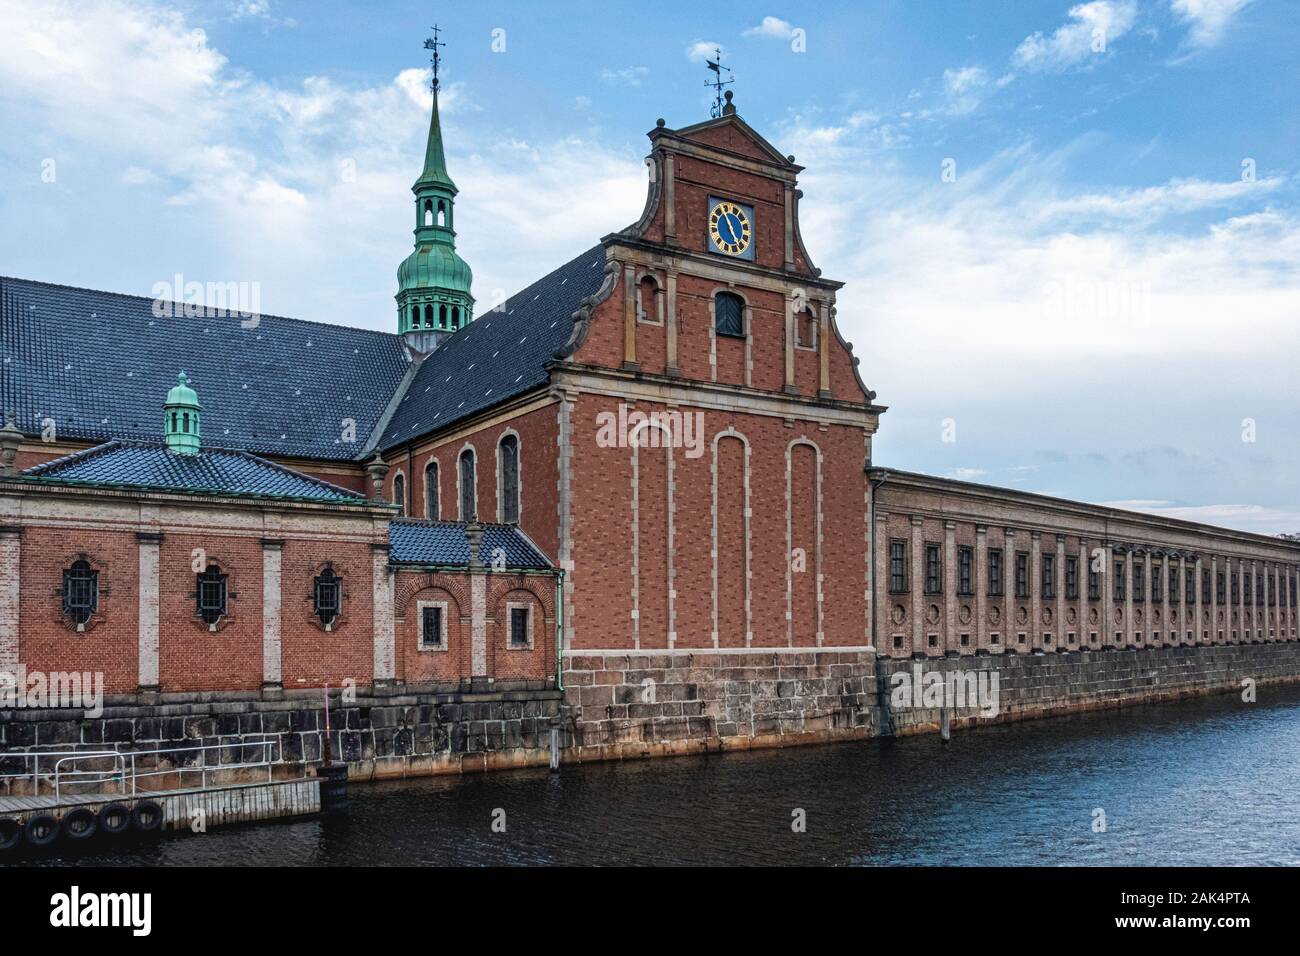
[2,60,1298,770]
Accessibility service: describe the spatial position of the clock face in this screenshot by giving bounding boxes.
[708,199,753,258]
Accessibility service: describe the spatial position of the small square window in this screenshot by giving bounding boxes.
[927,633,938,647]
[959,633,970,647]
[990,633,1001,644]
[892,635,904,649]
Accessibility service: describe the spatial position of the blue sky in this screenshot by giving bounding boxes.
[2,0,1298,533]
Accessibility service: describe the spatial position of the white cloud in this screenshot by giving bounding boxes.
[0,0,645,326]
[743,16,794,39]
[685,40,724,62]
[940,65,989,115]
[1013,1,1138,72]
[1171,0,1254,48]
[601,66,649,86]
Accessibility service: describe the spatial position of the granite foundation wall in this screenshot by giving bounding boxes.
[0,684,564,788]
[877,642,1300,736]
[559,649,879,762]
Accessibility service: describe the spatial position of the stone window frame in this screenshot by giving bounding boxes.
[1042,552,1057,600]
[888,538,909,594]
[457,444,477,521]
[793,300,820,352]
[634,270,665,326]
[987,547,1004,598]
[496,428,522,525]
[424,458,440,520]
[391,468,407,518]
[505,600,535,651]
[308,561,348,634]
[1064,554,1079,601]
[957,545,974,596]
[192,558,236,633]
[416,599,449,652]
[923,541,942,595]
[56,551,110,634]
[1014,551,1030,600]
[1131,559,1144,603]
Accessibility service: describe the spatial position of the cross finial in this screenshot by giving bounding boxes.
[424,24,445,92]
[703,47,734,119]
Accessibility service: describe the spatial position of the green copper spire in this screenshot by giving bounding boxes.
[163,371,201,455]
[415,87,456,192]
[397,25,473,352]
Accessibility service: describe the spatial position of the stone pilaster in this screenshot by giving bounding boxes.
[1030,531,1042,653]
[136,531,161,695]
[1056,534,1066,651]
[0,526,21,673]
[910,516,923,658]
[944,521,956,656]
[1078,538,1089,648]
[471,572,488,679]
[1103,542,1115,649]
[1210,554,1219,644]
[261,538,283,696]
[665,270,679,376]
[1004,529,1016,655]
[975,525,988,655]
[874,511,890,654]
[372,544,395,687]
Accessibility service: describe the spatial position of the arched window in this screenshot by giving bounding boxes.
[393,473,406,517]
[423,304,434,328]
[436,200,446,227]
[637,275,661,324]
[62,559,98,628]
[182,411,190,432]
[459,449,476,520]
[499,434,519,523]
[170,412,178,431]
[313,567,342,629]
[424,460,439,520]
[715,292,744,338]
[451,307,461,329]
[196,564,228,626]
[796,308,818,349]
[439,304,448,328]
[411,305,420,328]
[423,199,434,226]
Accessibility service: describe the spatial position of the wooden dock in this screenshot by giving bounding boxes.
[0,778,320,833]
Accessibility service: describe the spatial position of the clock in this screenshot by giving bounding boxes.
[707,197,755,260]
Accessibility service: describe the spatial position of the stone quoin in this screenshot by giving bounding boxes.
[2,58,1299,778]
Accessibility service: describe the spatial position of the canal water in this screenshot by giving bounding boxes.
[16,684,1300,866]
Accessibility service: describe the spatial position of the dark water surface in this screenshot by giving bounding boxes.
[19,685,1300,866]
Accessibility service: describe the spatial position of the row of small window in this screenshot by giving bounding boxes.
[418,604,531,649]
[393,435,519,522]
[407,301,465,331]
[891,629,1291,651]
[61,561,343,629]
[889,542,1300,606]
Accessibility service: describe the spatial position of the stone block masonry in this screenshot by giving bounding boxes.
[559,648,879,762]
[877,643,1300,736]
[0,685,565,785]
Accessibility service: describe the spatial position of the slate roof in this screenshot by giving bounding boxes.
[387,519,553,570]
[378,244,607,451]
[0,276,408,461]
[20,440,366,502]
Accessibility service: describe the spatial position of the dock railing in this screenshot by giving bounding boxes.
[0,738,281,805]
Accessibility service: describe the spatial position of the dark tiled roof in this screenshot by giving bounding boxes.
[388,519,553,570]
[0,276,408,461]
[378,245,607,451]
[21,440,366,502]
